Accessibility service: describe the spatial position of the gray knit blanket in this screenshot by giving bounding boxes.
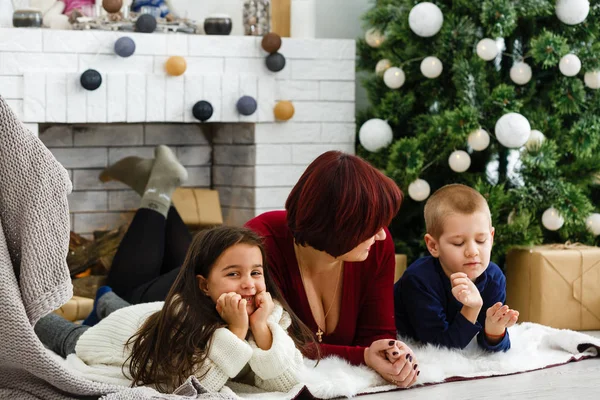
[0,96,233,400]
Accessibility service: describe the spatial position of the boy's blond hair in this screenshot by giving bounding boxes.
[424,184,491,239]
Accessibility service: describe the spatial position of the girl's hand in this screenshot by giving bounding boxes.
[216,292,249,340]
[249,291,275,329]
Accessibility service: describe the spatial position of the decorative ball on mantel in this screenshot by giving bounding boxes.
[237,96,258,116]
[555,0,589,25]
[495,112,531,148]
[359,118,393,152]
[114,36,135,58]
[408,2,444,37]
[448,150,471,173]
[80,69,102,91]
[165,56,187,76]
[365,28,385,48]
[266,52,286,72]
[103,0,123,14]
[274,101,295,121]
[542,207,564,231]
[135,14,157,33]
[408,179,431,202]
[586,213,600,236]
[192,101,213,122]
[261,32,282,53]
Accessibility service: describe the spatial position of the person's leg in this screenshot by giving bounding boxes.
[35,313,89,357]
[128,267,181,303]
[161,206,192,275]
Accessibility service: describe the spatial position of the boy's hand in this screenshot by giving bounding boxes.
[450,272,483,308]
[485,302,519,341]
[216,292,249,340]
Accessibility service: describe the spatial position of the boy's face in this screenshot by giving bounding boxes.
[424,211,494,281]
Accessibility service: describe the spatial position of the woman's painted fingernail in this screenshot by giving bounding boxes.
[405,354,410,360]
[409,355,413,362]
[392,351,399,356]
[413,364,418,370]
[389,340,395,346]
[417,370,421,376]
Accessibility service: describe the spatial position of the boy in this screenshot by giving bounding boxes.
[394,184,519,351]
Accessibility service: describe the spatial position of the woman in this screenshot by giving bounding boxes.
[102,148,418,388]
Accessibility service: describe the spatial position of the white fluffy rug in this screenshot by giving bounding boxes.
[224,323,600,399]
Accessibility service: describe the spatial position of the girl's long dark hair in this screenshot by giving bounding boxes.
[125,226,318,392]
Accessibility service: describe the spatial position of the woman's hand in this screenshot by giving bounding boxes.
[216,292,249,340]
[364,339,419,388]
[249,291,275,350]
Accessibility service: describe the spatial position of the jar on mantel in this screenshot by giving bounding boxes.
[243,0,270,36]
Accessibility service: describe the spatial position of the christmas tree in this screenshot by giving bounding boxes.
[357,0,600,264]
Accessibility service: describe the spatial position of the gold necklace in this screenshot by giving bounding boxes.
[296,253,343,343]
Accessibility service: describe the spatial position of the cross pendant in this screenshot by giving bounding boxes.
[316,328,324,343]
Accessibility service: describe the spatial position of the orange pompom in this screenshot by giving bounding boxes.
[274,101,295,121]
[165,56,187,76]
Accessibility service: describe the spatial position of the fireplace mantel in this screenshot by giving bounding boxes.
[0,28,356,232]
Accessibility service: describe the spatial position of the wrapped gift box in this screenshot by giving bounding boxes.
[506,245,600,330]
[394,254,407,283]
[172,188,223,229]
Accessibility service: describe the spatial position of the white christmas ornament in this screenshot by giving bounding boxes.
[476,38,499,61]
[586,213,600,236]
[359,118,393,152]
[448,150,471,173]
[365,28,385,48]
[408,2,444,38]
[542,207,565,231]
[420,56,443,78]
[375,59,392,76]
[468,128,491,151]
[383,67,406,89]
[584,71,600,89]
[555,0,590,25]
[510,62,532,85]
[408,179,431,202]
[525,129,546,151]
[495,113,531,148]
[559,54,582,77]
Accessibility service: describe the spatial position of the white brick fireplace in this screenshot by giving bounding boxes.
[0,28,356,236]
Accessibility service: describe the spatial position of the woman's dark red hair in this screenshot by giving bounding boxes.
[286,151,403,257]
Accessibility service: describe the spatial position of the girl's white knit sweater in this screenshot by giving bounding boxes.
[70,301,303,393]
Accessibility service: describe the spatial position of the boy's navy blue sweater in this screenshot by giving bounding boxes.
[394,256,510,352]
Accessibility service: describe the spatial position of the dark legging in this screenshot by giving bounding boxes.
[107,206,191,304]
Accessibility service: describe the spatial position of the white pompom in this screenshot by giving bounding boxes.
[359,118,393,152]
[584,71,600,89]
[559,54,582,77]
[365,28,385,48]
[448,150,471,173]
[525,129,546,151]
[556,0,590,25]
[375,59,392,76]
[510,62,532,85]
[542,207,564,231]
[476,38,499,61]
[383,67,406,89]
[495,113,531,148]
[420,56,443,78]
[586,213,600,236]
[408,179,431,202]
[467,128,490,151]
[408,2,444,37]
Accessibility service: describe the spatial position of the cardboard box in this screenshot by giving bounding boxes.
[395,254,407,283]
[172,188,223,229]
[506,245,600,330]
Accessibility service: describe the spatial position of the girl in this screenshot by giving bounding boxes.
[35,226,316,393]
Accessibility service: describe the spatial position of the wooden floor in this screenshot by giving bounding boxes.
[361,331,600,399]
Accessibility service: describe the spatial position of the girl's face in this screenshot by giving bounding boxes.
[197,243,266,315]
